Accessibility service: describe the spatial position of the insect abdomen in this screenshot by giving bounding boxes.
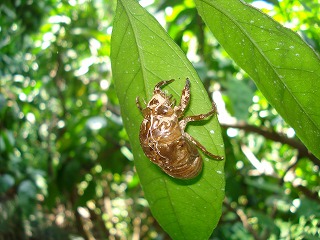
[139,130,203,179]
[161,138,202,179]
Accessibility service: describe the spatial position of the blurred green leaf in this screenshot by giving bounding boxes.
[245,177,282,193]
[195,0,320,159]
[57,160,81,191]
[17,180,37,214]
[224,78,254,120]
[76,180,97,207]
[2,130,15,153]
[0,94,6,113]
[0,174,15,193]
[111,0,225,238]
[253,210,281,236]
[18,180,37,199]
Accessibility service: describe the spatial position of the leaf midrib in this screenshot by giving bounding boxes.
[120,2,190,237]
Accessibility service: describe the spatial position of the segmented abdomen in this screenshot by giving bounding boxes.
[139,120,203,179]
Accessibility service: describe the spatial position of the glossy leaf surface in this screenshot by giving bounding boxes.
[111,0,225,239]
[195,0,320,158]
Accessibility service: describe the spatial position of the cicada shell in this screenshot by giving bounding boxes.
[136,79,223,179]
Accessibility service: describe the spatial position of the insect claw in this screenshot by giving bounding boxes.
[136,96,146,113]
[185,78,190,88]
[211,102,218,115]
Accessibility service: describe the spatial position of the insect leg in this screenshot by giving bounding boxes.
[176,78,191,118]
[183,132,224,160]
[154,79,175,92]
[183,102,218,123]
[136,96,144,114]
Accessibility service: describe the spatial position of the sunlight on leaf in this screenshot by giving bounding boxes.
[111,0,225,239]
[195,0,320,159]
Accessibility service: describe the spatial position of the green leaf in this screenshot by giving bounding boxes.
[111,0,225,239]
[225,78,254,120]
[195,0,320,159]
[0,174,15,193]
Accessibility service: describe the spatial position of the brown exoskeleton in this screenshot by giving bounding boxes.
[136,79,224,179]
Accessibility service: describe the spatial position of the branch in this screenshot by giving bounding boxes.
[220,122,320,167]
[295,185,320,203]
[223,198,263,240]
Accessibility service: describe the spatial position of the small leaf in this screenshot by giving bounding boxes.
[111,0,225,239]
[195,0,320,158]
[225,78,254,120]
[0,174,15,193]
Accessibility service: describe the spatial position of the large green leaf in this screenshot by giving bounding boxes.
[111,0,225,239]
[195,0,320,159]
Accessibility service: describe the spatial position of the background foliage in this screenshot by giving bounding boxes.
[0,0,319,239]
